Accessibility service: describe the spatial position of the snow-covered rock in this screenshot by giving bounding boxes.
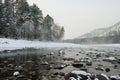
[69,77,77,80]
[101,73,110,80]
[13,71,20,76]
[71,70,91,76]
[106,57,116,60]
[65,70,91,80]
[94,78,99,80]
[96,73,110,80]
[110,75,120,79]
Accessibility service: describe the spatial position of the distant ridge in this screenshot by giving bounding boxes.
[65,21,120,44]
[78,21,120,39]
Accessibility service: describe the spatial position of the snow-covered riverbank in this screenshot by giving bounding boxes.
[1,38,120,51]
[0,38,82,51]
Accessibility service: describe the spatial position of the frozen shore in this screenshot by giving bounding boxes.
[0,38,80,51]
[1,38,120,51]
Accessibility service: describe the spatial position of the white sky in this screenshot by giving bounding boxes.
[28,0,120,39]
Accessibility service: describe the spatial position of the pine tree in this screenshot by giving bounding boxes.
[30,4,43,39]
[15,0,30,39]
[43,15,53,40]
[59,27,65,39]
[3,0,16,38]
[51,24,65,40]
[15,0,30,26]
[0,0,3,35]
[0,0,65,40]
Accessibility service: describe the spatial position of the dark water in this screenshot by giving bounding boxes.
[0,48,63,80]
[0,48,54,57]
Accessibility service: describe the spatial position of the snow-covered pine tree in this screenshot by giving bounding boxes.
[0,0,65,40]
[0,0,3,36]
[15,0,30,39]
[59,27,65,40]
[30,4,43,39]
[51,23,64,41]
[43,15,54,41]
[3,0,16,38]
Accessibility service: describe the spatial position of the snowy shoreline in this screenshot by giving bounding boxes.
[0,38,81,51]
[1,38,120,51]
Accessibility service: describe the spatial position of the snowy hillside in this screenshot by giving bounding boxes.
[79,22,120,38]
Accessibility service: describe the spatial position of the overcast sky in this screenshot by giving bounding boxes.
[28,0,120,39]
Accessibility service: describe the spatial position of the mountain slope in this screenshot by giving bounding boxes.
[79,22,120,39]
[65,21,120,44]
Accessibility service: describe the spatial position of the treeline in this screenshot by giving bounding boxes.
[0,0,64,41]
[65,35,120,44]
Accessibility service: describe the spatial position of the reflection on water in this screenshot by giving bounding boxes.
[0,48,51,57]
[0,48,64,80]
